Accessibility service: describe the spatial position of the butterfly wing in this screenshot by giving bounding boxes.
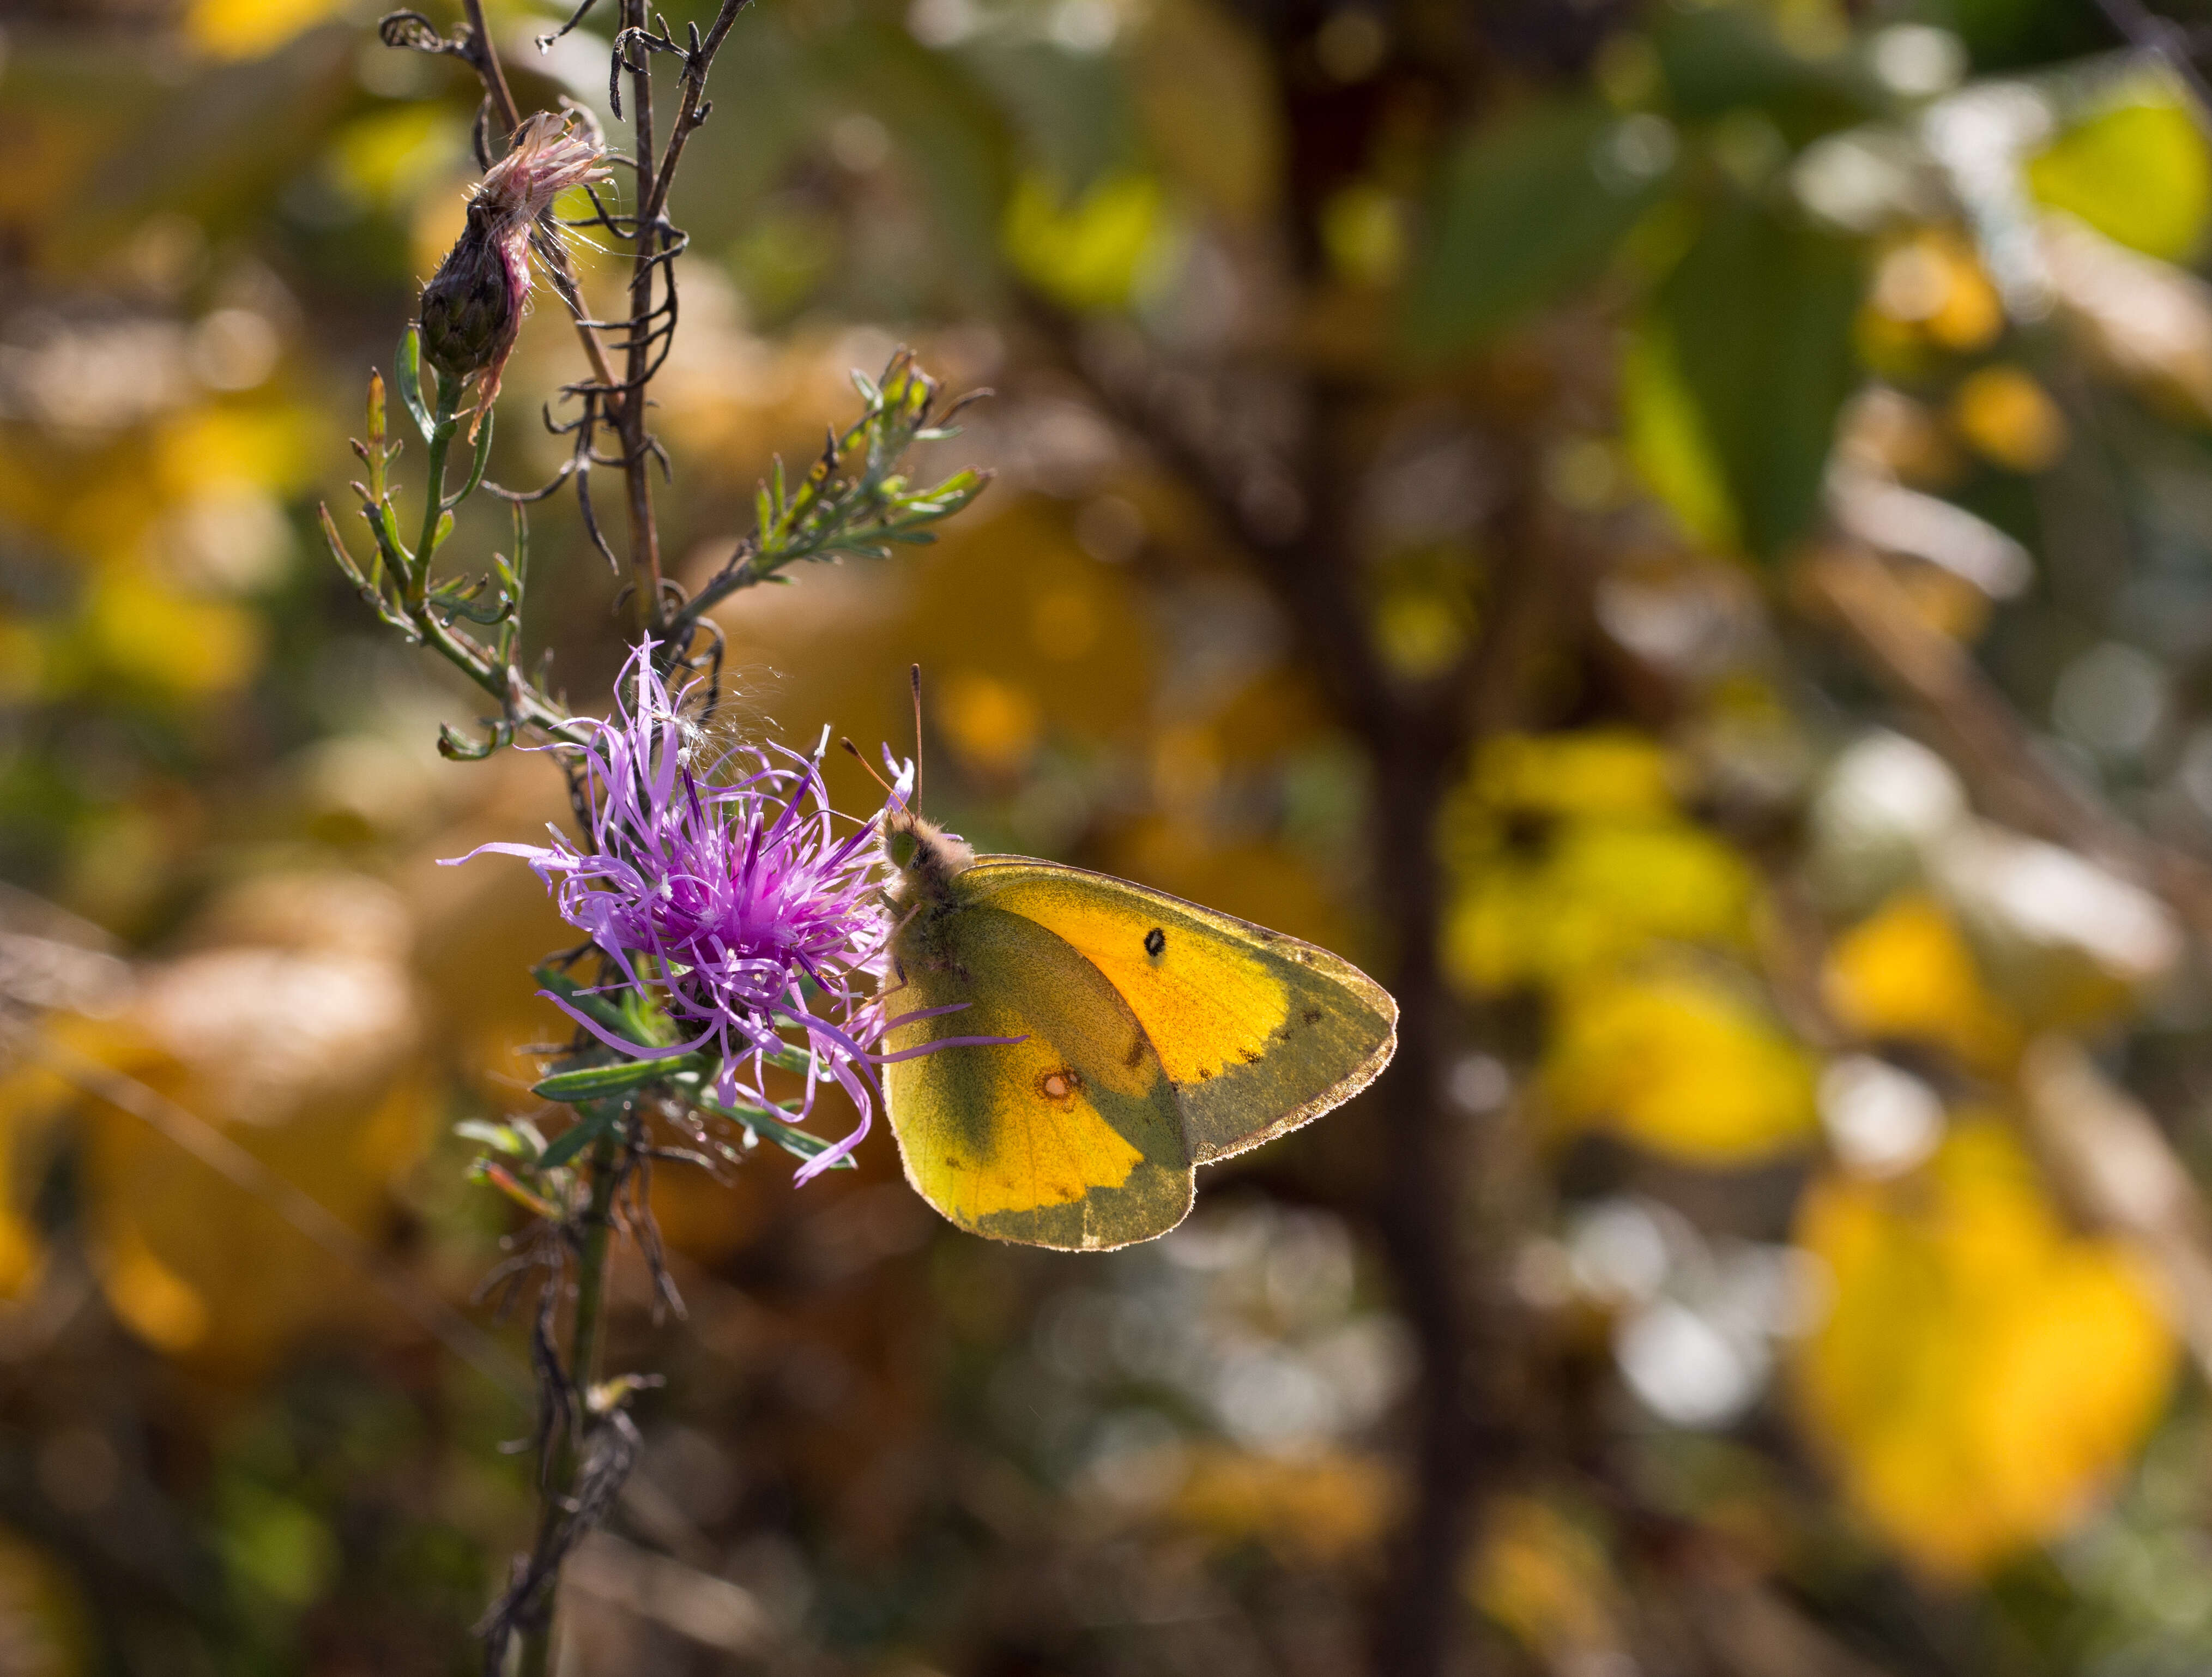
[957,858,1398,1163]
[883,900,1193,1250]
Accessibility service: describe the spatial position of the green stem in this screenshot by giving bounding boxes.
[410,379,461,607]
[515,1135,622,1677]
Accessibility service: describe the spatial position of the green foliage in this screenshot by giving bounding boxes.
[1403,99,1673,355]
[1661,197,1863,558]
[673,349,988,637]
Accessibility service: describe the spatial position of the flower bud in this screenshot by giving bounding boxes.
[417,110,611,431]
[419,201,515,384]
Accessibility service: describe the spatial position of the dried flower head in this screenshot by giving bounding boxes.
[419,110,609,431]
[445,646,919,1180]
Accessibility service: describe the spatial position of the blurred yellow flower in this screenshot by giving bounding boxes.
[1868,231,2004,354]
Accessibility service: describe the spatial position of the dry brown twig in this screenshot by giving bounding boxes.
[1797,543,2212,933]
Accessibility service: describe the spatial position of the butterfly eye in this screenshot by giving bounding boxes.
[1144,927,1165,957]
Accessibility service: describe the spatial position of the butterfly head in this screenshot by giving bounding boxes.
[884,806,974,903]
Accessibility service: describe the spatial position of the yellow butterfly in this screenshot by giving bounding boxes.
[877,807,1398,1250]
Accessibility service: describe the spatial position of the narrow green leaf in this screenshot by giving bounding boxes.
[395,327,435,443]
[533,1052,710,1102]
[665,1069,848,1166]
[538,1103,621,1169]
[534,965,646,1044]
[445,406,495,510]
[318,503,368,589]
[455,1118,538,1157]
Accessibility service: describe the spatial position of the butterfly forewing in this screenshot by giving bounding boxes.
[956,860,1398,1163]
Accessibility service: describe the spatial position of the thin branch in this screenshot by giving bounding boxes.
[1796,542,2212,936]
[458,0,522,134]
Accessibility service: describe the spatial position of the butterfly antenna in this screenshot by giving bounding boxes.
[910,663,925,811]
[840,737,897,799]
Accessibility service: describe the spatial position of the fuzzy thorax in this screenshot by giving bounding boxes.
[884,809,974,903]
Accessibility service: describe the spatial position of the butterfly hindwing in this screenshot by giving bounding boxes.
[883,902,1193,1250]
[957,859,1398,1163]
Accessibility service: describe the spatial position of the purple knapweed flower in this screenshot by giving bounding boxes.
[444,643,921,1180]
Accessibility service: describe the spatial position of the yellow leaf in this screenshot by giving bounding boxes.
[153,404,311,498]
[1468,1494,1628,1666]
[1371,584,1466,680]
[2030,92,2212,264]
[329,106,464,212]
[98,1223,210,1352]
[1169,1445,1398,1565]
[1545,964,1817,1164]
[1622,316,1739,552]
[1004,172,1166,313]
[88,571,263,695]
[1445,816,1756,993]
[1794,1120,2177,1577]
[184,0,344,59]
[1321,185,1409,288]
[1473,729,1676,818]
[0,617,45,703]
[1823,893,2020,1072]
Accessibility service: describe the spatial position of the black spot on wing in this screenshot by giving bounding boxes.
[1302,1008,1322,1025]
[1144,926,1166,957]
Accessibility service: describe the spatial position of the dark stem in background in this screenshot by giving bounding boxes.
[357,9,975,1671]
[618,0,666,630]
[514,1136,622,1677]
[1054,327,1545,1673]
[427,13,676,1671]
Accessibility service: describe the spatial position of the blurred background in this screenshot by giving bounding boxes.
[8,0,2212,1670]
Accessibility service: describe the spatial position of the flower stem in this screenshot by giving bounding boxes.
[410,379,460,607]
[516,1135,622,1677]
